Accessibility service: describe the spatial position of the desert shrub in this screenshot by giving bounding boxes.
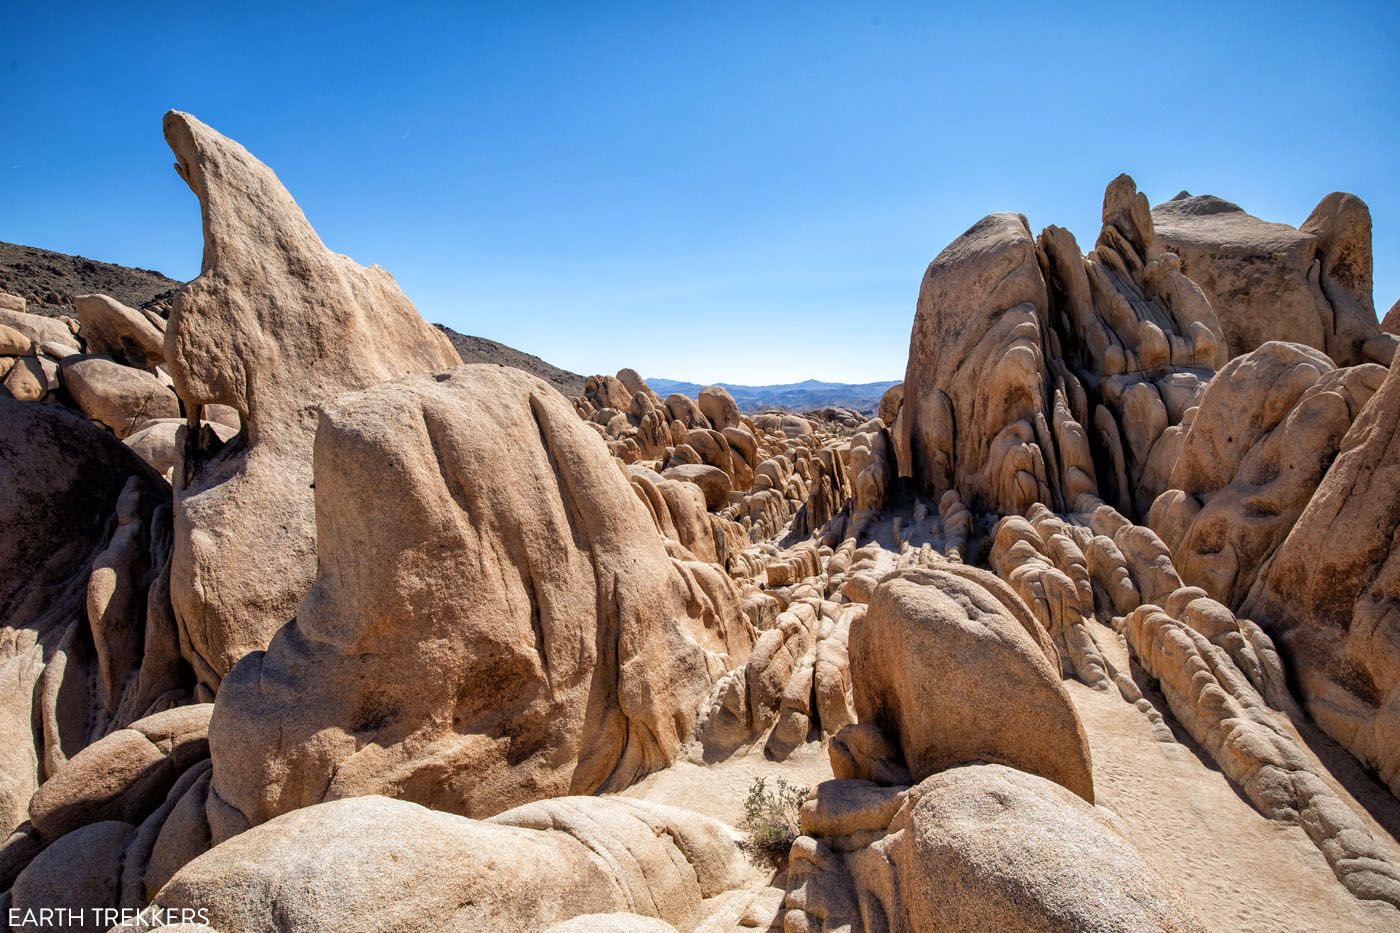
[737,776,809,869]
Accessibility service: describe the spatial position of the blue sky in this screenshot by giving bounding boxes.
[3,2,1398,384]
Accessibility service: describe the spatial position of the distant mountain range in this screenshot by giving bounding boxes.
[647,377,899,415]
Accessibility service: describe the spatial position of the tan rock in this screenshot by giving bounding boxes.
[9,820,133,930]
[1126,601,1400,905]
[0,322,31,356]
[615,367,655,400]
[0,307,80,354]
[752,412,812,438]
[584,373,635,412]
[60,355,180,438]
[1382,297,1400,335]
[160,110,460,692]
[897,765,1202,931]
[663,462,732,510]
[140,795,744,932]
[2,356,49,400]
[123,418,238,478]
[626,466,720,563]
[0,399,177,836]
[1149,341,1383,607]
[877,382,903,426]
[896,212,1056,514]
[852,569,1093,800]
[1154,191,1393,365]
[206,365,751,839]
[1243,345,1400,800]
[698,385,741,430]
[545,914,677,932]
[73,294,166,369]
[27,705,210,841]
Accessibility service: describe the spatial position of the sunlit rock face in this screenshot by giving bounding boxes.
[161,111,461,694]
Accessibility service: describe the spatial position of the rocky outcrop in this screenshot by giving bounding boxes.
[0,398,184,837]
[1149,341,1384,607]
[850,569,1093,800]
[1037,176,1225,518]
[206,365,754,839]
[897,211,1055,516]
[161,111,460,693]
[9,107,1400,930]
[3,706,216,916]
[73,293,166,370]
[1152,191,1395,366]
[126,795,747,932]
[124,418,239,480]
[897,175,1223,522]
[782,765,1202,932]
[1243,347,1400,800]
[695,597,856,760]
[1002,500,1400,907]
[60,354,181,439]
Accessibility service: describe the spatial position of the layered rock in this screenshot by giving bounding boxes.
[73,293,166,370]
[849,568,1093,800]
[1153,191,1396,366]
[206,365,753,839]
[1001,500,1400,906]
[3,706,216,915]
[695,596,856,761]
[160,111,460,693]
[1036,175,1225,517]
[60,354,181,439]
[896,211,1056,515]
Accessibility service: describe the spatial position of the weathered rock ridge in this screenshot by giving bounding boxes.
[161,111,461,695]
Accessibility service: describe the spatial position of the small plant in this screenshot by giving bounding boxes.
[737,776,809,869]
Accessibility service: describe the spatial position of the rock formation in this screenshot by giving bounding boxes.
[850,569,1093,800]
[0,399,184,837]
[5,111,1400,932]
[1153,191,1396,366]
[1149,341,1384,606]
[783,765,1203,931]
[1243,345,1400,799]
[120,795,748,932]
[160,111,460,693]
[206,365,754,839]
[897,176,1224,523]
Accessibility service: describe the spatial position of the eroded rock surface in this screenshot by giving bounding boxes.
[0,398,183,837]
[1244,347,1400,800]
[130,795,747,932]
[1153,191,1395,366]
[783,765,1202,932]
[207,365,753,839]
[161,111,460,693]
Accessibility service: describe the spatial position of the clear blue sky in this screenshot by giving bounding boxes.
[3,2,1398,384]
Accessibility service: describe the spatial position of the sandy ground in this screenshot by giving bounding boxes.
[617,632,1400,931]
[618,740,832,930]
[622,740,834,829]
[1069,628,1400,932]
